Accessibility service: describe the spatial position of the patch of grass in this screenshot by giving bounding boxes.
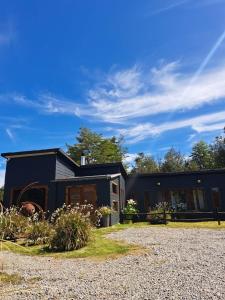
[0,272,23,285]
[1,221,223,260]
[0,225,146,260]
[164,221,225,229]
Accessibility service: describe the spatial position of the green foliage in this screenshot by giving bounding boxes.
[123,199,138,215]
[25,220,53,245]
[149,202,171,224]
[0,207,29,241]
[131,152,159,174]
[161,148,185,172]
[211,132,225,168]
[67,127,127,165]
[99,206,112,216]
[190,140,215,169]
[49,207,92,251]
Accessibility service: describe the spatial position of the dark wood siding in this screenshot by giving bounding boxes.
[126,171,225,213]
[3,154,56,209]
[55,156,75,179]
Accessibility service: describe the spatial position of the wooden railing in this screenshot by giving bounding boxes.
[121,209,224,225]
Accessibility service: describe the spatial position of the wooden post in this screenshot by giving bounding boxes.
[216,208,221,225]
[163,209,167,225]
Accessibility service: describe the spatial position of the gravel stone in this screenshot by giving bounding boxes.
[1,227,225,299]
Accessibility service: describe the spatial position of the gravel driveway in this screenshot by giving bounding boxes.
[1,227,225,300]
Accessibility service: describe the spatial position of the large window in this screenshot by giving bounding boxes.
[157,189,206,211]
[11,186,48,210]
[67,184,97,208]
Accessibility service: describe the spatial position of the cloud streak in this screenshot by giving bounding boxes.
[5,128,15,142]
[6,61,225,124]
[116,110,225,144]
[0,169,5,187]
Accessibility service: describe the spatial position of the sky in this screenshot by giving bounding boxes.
[1,0,225,185]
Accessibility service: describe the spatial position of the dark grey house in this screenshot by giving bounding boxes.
[1,148,126,224]
[1,148,225,223]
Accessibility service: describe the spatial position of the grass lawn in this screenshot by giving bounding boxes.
[1,221,224,259]
[0,224,147,260]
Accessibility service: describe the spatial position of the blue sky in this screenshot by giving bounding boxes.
[1,0,225,185]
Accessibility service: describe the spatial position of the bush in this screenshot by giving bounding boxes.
[0,207,29,241]
[25,220,53,246]
[123,199,138,220]
[149,202,171,225]
[99,206,111,216]
[49,206,92,251]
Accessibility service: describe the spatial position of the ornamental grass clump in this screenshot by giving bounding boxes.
[49,204,92,252]
[25,219,54,246]
[0,207,29,241]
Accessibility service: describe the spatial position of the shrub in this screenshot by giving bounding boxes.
[0,207,29,241]
[49,206,92,251]
[123,199,138,216]
[25,220,53,246]
[99,206,111,216]
[149,202,171,224]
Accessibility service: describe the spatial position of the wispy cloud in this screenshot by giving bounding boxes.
[6,60,225,125]
[0,169,5,187]
[150,0,190,16]
[148,0,225,16]
[5,128,15,142]
[189,29,225,86]
[116,110,225,144]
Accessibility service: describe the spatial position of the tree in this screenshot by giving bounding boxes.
[131,152,159,174]
[67,127,127,165]
[211,129,225,168]
[190,141,215,169]
[161,148,185,172]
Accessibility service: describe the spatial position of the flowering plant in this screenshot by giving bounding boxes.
[123,199,138,215]
[99,206,112,216]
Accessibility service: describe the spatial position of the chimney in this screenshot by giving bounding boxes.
[81,155,86,166]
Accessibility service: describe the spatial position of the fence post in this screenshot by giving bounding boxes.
[163,209,167,225]
[216,208,221,225]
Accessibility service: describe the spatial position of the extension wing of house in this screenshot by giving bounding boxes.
[1,148,225,223]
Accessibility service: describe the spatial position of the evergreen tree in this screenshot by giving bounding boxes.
[190,140,215,169]
[131,152,159,174]
[161,148,185,172]
[211,129,225,168]
[67,127,127,165]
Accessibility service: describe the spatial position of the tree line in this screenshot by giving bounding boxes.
[67,127,225,174]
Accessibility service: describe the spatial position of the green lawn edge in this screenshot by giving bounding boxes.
[1,221,224,259]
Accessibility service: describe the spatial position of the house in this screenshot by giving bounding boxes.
[1,148,126,224]
[126,170,225,213]
[1,148,225,223]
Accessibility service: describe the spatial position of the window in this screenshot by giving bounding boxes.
[67,184,97,208]
[11,186,48,210]
[212,188,221,210]
[144,191,151,212]
[112,182,118,194]
[112,200,119,212]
